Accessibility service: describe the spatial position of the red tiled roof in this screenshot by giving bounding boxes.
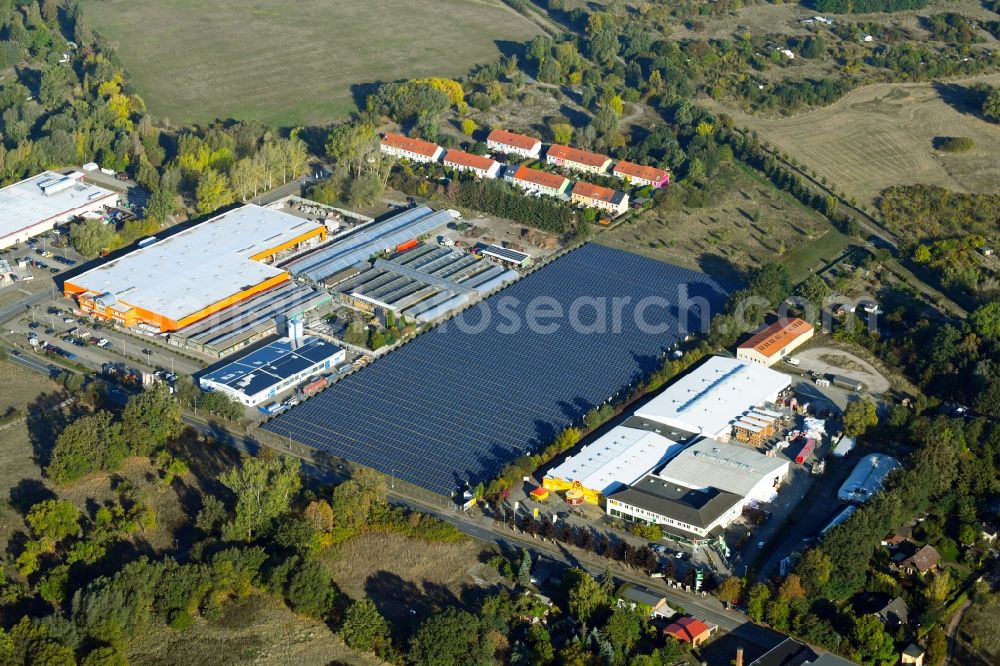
[737,318,813,358]
[443,150,497,171]
[547,144,611,168]
[572,181,624,205]
[380,132,441,158]
[487,128,541,151]
[663,617,711,642]
[512,165,568,190]
[614,160,670,183]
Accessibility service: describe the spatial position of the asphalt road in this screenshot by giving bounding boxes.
[2,352,780,650]
[0,288,54,326]
[3,346,57,376]
[180,414,781,645]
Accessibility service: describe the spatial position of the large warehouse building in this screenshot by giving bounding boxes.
[606,438,790,543]
[199,335,345,406]
[634,356,790,440]
[736,317,814,367]
[655,439,790,504]
[544,426,686,502]
[64,205,325,333]
[0,171,119,250]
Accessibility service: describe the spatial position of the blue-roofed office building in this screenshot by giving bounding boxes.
[264,243,730,496]
[199,336,345,406]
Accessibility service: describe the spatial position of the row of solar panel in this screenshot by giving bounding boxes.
[264,243,730,495]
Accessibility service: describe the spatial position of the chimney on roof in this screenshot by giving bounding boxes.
[735,647,744,666]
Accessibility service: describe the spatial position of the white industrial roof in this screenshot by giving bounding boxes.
[634,356,790,437]
[69,205,322,322]
[546,426,684,495]
[0,171,116,239]
[837,453,899,503]
[656,438,789,497]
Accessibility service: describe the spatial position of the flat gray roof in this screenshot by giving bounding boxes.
[0,171,116,239]
[69,205,323,322]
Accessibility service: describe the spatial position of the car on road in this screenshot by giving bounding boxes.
[141,348,153,355]
[28,322,39,329]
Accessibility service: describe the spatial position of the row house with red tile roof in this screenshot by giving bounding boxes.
[613,160,671,188]
[486,129,543,159]
[443,149,501,179]
[571,181,629,217]
[510,165,570,197]
[545,144,613,175]
[379,132,444,164]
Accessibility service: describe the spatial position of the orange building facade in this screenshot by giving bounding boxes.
[64,211,326,333]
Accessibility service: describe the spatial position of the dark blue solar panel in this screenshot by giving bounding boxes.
[263,243,730,496]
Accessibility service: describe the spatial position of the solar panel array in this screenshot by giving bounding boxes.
[263,243,730,495]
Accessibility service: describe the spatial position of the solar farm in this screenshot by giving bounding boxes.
[263,243,729,496]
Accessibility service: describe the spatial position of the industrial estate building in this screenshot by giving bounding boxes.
[331,242,518,323]
[379,132,444,163]
[613,161,670,188]
[656,439,790,504]
[737,317,814,366]
[605,438,790,543]
[0,171,119,250]
[537,353,795,543]
[510,165,570,196]
[486,128,542,159]
[199,335,345,406]
[545,144,613,174]
[169,282,330,358]
[283,205,454,282]
[571,181,629,216]
[443,150,501,178]
[633,356,791,440]
[545,426,686,501]
[607,479,744,541]
[838,453,900,503]
[480,244,531,268]
[65,205,326,333]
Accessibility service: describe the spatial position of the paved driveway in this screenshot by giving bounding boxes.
[795,346,890,394]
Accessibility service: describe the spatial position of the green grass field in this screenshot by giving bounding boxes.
[81,0,542,127]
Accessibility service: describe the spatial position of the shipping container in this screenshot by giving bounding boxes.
[795,438,817,464]
[832,375,864,392]
[301,377,328,396]
[395,238,419,253]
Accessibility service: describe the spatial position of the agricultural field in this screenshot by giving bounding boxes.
[80,0,543,127]
[599,163,840,282]
[701,74,1000,207]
